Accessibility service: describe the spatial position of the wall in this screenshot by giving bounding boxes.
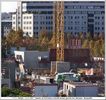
[1,79,11,88]
[75,86,98,97]
[50,49,91,64]
[33,85,58,97]
[15,51,49,69]
[63,82,98,97]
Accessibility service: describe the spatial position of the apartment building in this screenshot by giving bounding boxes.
[1,20,12,37]
[12,1,105,37]
[1,13,12,37]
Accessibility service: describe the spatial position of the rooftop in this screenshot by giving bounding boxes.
[65,81,98,87]
[34,83,58,86]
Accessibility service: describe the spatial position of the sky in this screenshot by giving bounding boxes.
[1,2,17,13]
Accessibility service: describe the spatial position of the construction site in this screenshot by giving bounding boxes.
[1,1,105,97]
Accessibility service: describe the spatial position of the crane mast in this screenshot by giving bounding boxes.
[53,1,64,61]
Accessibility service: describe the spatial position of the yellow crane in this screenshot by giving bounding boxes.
[52,1,64,61]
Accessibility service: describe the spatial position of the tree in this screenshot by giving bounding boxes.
[100,41,104,57]
[39,28,47,43]
[89,40,95,56]
[2,87,11,97]
[18,92,32,97]
[98,33,104,40]
[82,39,89,48]
[86,32,92,40]
[1,87,32,97]
[49,33,56,48]
[6,29,23,47]
[93,40,101,57]
[40,37,49,50]
[79,32,84,39]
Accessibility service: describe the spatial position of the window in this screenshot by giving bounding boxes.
[67,85,68,89]
[13,22,15,24]
[95,16,97,19]
[13,17,15,19]
[88,19,94,22]
[84,22,86,24]
[95,27,97,30]
[64,16,66,19]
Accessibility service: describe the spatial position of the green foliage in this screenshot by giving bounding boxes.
[38,29,49,51]
[2,87,11,97]
[3,28,105,56]
[18,92,32,97]
[6,29,23,47]
[1,87,32,97]
[82,39,89,48]
[82,37,104,57]
[86,32,92,40]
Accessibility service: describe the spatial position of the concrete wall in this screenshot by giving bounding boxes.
[2,60,16,88]
[14,51,49,69]
[11,47,26,55]
[24,51,49,69]
[51,61,70,74]
[1,79,11,88]
[76,86,98,97]
[33,85,58,97]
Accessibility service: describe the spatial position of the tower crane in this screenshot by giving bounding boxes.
[53,1,64,61]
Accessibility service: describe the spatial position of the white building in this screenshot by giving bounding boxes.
[32,84,58,97]
[22,13,34,37]
[63,82,98,97]
[12,1,105,37]
[39,76,54,84]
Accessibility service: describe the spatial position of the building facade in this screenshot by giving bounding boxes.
[63,82,98,97]
[12,1,105,37]
[1,60,17,88]
[1,13,12,37]
[1,20,12,37]
[14,50,49,69]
